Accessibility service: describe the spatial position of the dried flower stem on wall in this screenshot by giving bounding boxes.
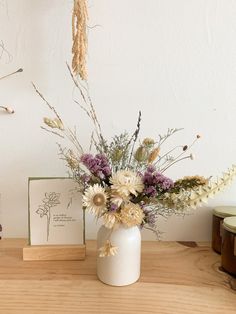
[72,0,88,80]
[0,68,23,114]
[0,68,23,81]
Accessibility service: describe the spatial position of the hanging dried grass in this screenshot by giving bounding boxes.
[72,0,88,80]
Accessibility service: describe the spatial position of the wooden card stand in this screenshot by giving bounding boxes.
[23,244,86,261]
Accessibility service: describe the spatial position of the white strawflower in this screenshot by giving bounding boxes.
[120,202,144,227]
[103,212,119,229]
[82,184,107,217]
[110,170,144,197]
[110,192,129,207]
[98,240,118,257]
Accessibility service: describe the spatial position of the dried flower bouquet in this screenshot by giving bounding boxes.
[34,67,236,257]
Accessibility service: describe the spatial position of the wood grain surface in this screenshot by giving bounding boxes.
[23,244,86,261]
[0,239,236,314]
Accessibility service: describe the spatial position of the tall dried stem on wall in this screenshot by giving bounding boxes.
[72,0,88,80]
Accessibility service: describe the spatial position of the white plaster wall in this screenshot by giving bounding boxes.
[1,0,236,241]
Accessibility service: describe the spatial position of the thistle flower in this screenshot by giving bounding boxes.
[134,146,148,162]
[142,138,155,146]
[111,148,123,162]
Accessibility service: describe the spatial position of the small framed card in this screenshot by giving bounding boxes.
[23,177,85,261]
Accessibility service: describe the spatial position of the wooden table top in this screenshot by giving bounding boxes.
[0,239,235,314]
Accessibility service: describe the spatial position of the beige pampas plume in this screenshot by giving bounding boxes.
[187,165,236,209]
[72,0,88,80]
[162,165,236,211]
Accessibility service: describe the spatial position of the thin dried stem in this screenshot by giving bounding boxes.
[65,127,84,153]
[160,137,199,173]
[157,128,183,148]
[41,126,65,138]
[128,111,141,165]
[161,155,192,173]
[0,68,23,81]
[67,63,106,152]
[32,82,62,123]
[154,145,182,167]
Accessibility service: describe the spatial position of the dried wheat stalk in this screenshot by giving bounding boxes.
[72,0,88,80]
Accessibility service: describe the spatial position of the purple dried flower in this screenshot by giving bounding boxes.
[80,154,93,164]
[109,203,118,211]
[143,172,154,185]
[144,186,157,197]
[147,165,156,173]
[154,173,174,190]
[142,168,174,196]
[80,153,111,180]
[103,166,112,176]
[81,174,91,183]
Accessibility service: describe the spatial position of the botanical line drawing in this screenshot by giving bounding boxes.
[36,192,61,241]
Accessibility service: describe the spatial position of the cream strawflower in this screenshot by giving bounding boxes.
[98,240,118,257]
[110,170,144,197]
[110,192,129,207]
[82,184,107,217]
[120,202,144,227]
[103,212,120,229]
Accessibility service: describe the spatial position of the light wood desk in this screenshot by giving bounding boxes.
[0,239,235,313]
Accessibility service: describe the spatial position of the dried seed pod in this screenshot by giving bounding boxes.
[54,118,64,130]
[148,147,160,163]
[43,117,64,130]
[111,148,123,162]
[190,153,195,160]
[134,146,148,162]
[142,138,155,146]
[6,107,14,114]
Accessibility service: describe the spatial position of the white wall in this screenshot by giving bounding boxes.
[1,0,236,241]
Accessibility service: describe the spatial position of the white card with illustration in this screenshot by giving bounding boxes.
[28,178,84,245]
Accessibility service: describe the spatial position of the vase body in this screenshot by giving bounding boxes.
[97,224,141,286]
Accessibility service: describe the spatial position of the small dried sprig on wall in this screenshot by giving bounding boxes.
[72,0,88,80]
[0,68,23,114]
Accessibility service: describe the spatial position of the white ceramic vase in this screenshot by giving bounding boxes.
[97,224,141,286]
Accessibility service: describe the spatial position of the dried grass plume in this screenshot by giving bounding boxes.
[72,0,88,80]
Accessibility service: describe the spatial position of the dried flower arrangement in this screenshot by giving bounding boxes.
[34,67,236,257]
